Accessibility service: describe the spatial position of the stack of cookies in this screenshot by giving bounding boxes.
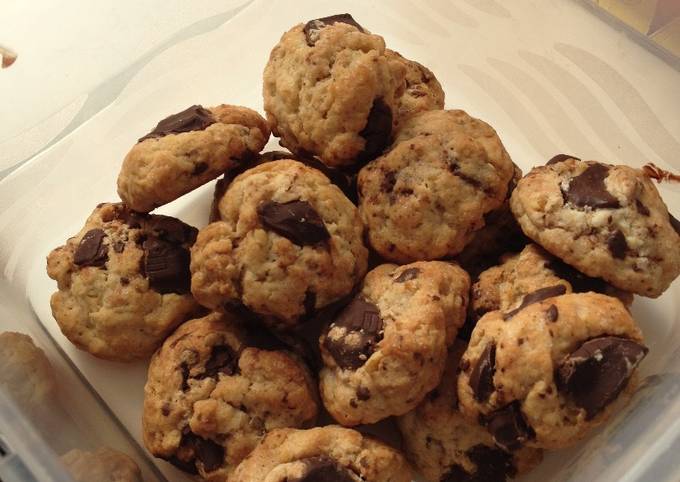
[45,13,680,482]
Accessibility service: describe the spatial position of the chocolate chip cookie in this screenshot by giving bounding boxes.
[61,448,143,482]
[118,104,269,212]
[142,312,318,480]
[458,292,648,449]
[230,426,412,482]
[398,342,542,482]
[511,158,680,297]
[0,332,56,416]
[386,49,444,126]
[319,261,470,426]
[192,160,367,327]
[358,109,515,263]
[471,243,632,321]
[263,14,403,167]
[46,203,200,361]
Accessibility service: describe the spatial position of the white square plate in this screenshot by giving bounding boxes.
[1,1,679,481]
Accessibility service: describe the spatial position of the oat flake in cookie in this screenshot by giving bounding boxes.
[398,342,542,482]
[142,312,318,480]
[319,261,469,426]
[191,160,367,327]
[230,426,412,482]
[46,202,200,361]
[358,109,515,263]
[511,157,680,297]
[117,104,269,212]
[458,292,648,449]
[263,14,403,167]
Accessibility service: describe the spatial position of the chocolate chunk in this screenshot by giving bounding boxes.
[669,212,680,236]
[563,163,620,209]
[176,433,224,474]
[356,386,371,401]
[258,200,330,245]
[180,362,190,391]
[143,215,198,245]
[607,230,628,259]
[74,229,108,267]
[469,344,496,402]
[324,297,384,370]
[547,153,580,166]
[635,200,650,216]
[546,305,558,322]
[143,238,192,294]
[294,456,357,482]
[394,267,420,283]
[199,345,238,379]
[358,98,393,162]
[209,176,228,223]
[381,170,397,193]
[556,336,648,420]
[193,162,209,175]
[165,455,198,475]
[303,14,365,46]
[485,402,534,451]
[139,105,215,142]
[442,444,516,482]
[502,284,567,320]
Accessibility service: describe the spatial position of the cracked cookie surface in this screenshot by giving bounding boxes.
[398,342,542,482]
[118,104,269,212]
[358,109,515,263]
[319,261,469,426]
[142,312,318,481]
[191,160,367,327]
[46,203,200,361]
[458,292,647,449]
[510,158,680,297]
[230,426,412,482]
[263,15,403,167]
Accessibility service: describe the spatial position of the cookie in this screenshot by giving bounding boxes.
[46,203,200,361]
[458,292,648,449]
[358,109,515,263]
[263,14,403,167]
[142,312,318,480]
[117,104,269,212]
[230,426,412,482]
[192,160,367,327]
[398,342,542,482]
[510,158,680,297]
[0,332,56,416]
[61,448,143,482]
[319,261,470,425]
[386,49,444,126]
[471,244,633,321]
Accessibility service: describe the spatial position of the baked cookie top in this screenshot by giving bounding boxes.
[191,160,367,327]
[46,203,200,361]
[319,261,469,426]
[386,49,444,126]
[230,426,412,482]
[458,292,648,449]
[358,109,515,262]
[118,104,269,212]
[142,312,318,480]
[398,342,542,482]
[510,158,680,297]
[61,447,143,482]
[263,14,403,167]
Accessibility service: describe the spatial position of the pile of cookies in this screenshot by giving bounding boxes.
[43,14,680,482]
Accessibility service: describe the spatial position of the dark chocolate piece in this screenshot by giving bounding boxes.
[139,105,216,142]
[293,456,357,482]
[469,344,496,403]
[258,200,330,245]
[358,98,393,162]
[502,285,567,320]
[556,336,647,420]
[323,297,383,370]
[485,402,534,451]
[635,200,650,216]
[394,267,420,283]
[441,444,517,482]
[563,163,620,209]
[303,14,365,46]
[143,238,192,294]
[546,305,558,323]
[546,153,580,166]
[199,345,238,379]
[356,386,371,401]
[607,230,628,259]
[73,229,108,267]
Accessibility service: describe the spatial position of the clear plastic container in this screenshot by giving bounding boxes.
[1,0,678,481]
